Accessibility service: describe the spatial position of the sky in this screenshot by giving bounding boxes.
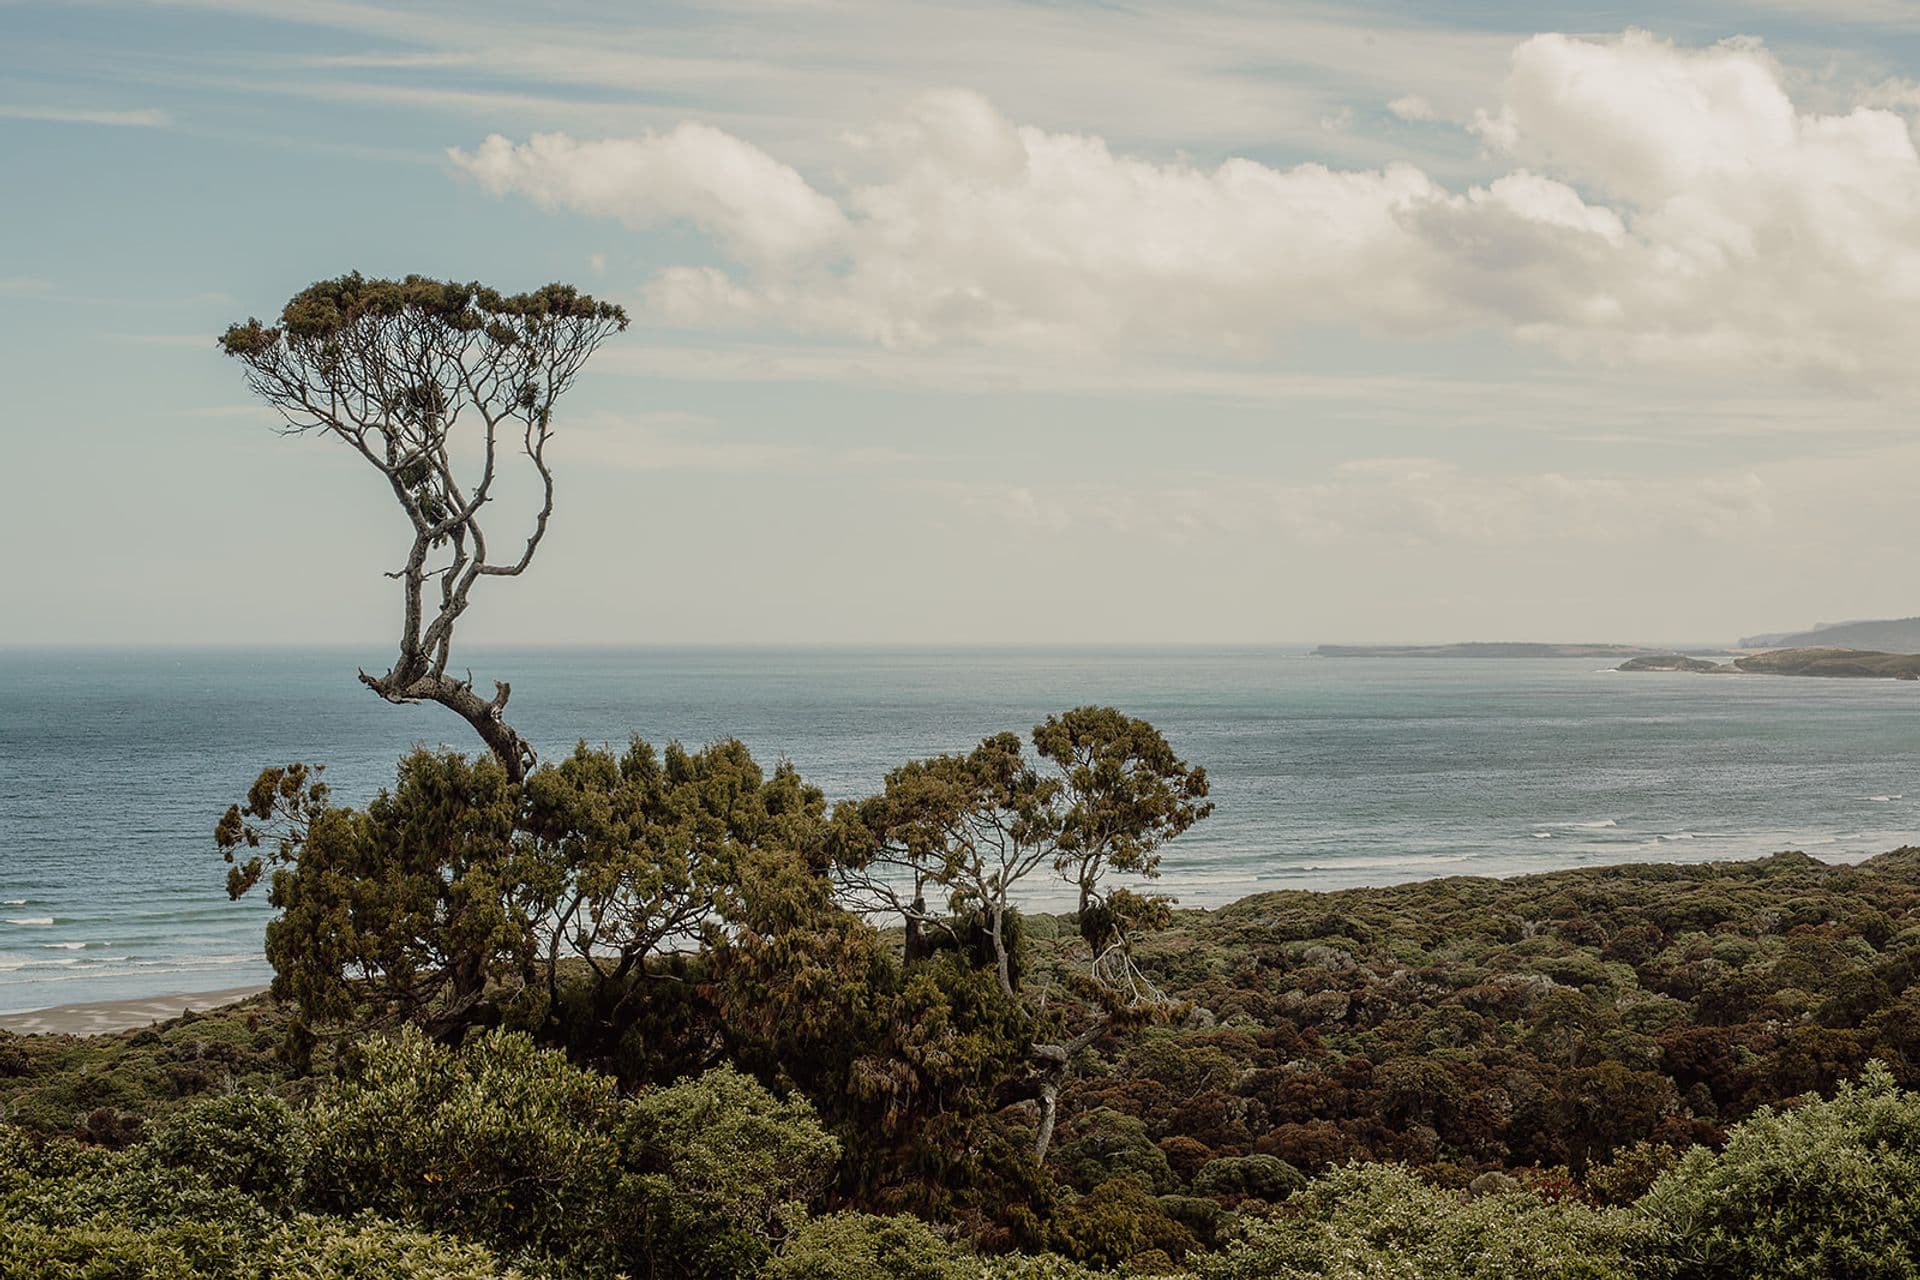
[5,1,1920,647]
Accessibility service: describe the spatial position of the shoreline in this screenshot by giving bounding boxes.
[0,984,269,1037]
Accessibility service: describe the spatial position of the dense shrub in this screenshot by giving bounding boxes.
[1638,1060,1920,1279]
[1195,1163,1643,1280]
[148,1089,308,1207]
[1191,1155,1305,1203]
[623,1064,842,1278]
[0,1000,285,1139]
[765,1212,973,1280]
[1048,1177,1196,1270]
[257,1214,526,1279]
[1044,850,1920,1196]
[303,1025,628,1267]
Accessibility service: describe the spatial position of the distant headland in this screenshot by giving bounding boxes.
[1740,615,1920,650]
[1621,647,1920,679]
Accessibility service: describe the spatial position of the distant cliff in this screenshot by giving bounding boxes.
[1741,616,1920,650]
[1315,642,1668,659]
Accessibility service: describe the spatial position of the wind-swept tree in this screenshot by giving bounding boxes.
[219,274,627,780]
[832,706,1212,1160]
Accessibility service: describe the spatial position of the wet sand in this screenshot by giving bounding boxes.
[0,985,269,1037]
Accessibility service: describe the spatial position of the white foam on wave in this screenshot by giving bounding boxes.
[5,917,52,926]
[1,900,27,906]
[1536,819,1619,831]
[1870,795,1905,803]
[1292,854,1474,871]
[39,942,85,950]
[1532,832,1553,839]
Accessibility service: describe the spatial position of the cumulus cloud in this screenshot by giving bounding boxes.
[1388,95,1437,122]
[453,29,1920,380]
[451,124,845,264]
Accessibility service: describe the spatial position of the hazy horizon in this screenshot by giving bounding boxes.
[7,2,1920,647]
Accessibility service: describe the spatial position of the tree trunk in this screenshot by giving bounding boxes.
[1033,1078,1060,1163]
[361,664,534,782]
[1028,1040,1071,1163]
[423,949,495,1044]
[989,907,1015,1001]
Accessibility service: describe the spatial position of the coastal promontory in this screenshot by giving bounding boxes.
[1619,646,1920,679]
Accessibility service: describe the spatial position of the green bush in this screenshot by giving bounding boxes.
[1638,1060,1920,1279]
[623,1064,842,1278]
[0,1213,525,1280]
[258,1213,526,1279]
[975,1257,1109,1279]
[1195,1163,1642,1280]
[1049,1178,1196,1270]
[1191,1155,1305,1203]
[765,1212,971,1280]
[148,1090,308,1207]
[0,1221,208,1280]
[303,1026,628,1267]
[1053,1108,1177,1194]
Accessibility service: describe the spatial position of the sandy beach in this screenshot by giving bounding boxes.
[0,985,269,1037]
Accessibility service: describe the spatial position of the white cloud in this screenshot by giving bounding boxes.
[0,105,170,127]
[459,29,1920,382]
[450,126,845,264]
[1388,94,1436,122]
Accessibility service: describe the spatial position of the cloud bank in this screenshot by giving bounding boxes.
[452,30,1920,380]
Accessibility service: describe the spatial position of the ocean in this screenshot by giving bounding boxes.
[3,646,1918,1014]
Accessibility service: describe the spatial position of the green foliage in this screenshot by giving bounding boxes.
[1048,1178,1196,1270]
[220,272,626,358]
[765,1213,973,1280]
[0,1001,285,1139]
[1191,1155,1305,1203]
[1638,1060,1920,1279]
[225,738,828,1045]
[0,1125,271,1278]
[253,1214,526,1279]
[1031,706,1212,935]
[148,1090,308,1206]
[1195,1163,1642,1280]
[221,752,535,1036]
[525,737,828,1029]
[1053,1108,1177,1193]
[1054,849,1920,1193]
[623,1064,841,1277]
[974,1257,1115,1279]
[302,1025,626,1266]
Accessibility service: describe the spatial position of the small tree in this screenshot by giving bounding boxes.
[219,274,627,780]
[831,707,1211,1161]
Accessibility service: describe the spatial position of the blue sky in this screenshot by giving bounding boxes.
[6,1,1920,646]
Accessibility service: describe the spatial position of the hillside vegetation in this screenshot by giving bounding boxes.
[6,835,1920,1277]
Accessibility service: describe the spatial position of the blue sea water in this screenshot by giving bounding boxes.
[3,646,1919,1013]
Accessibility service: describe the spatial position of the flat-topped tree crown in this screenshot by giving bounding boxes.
[220,273,628,781]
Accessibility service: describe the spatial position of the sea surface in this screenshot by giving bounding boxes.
[4,646,1919,1013]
